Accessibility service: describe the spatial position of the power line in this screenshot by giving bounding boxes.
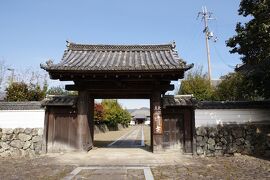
[213,45,235,69]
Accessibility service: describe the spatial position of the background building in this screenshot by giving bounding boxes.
[129,107,150,125]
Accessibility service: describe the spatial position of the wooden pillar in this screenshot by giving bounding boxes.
[77,90,93,151]
[184,109,192,153]
[151,90,163,152]
[42,108,49,153]
[191,108,196,155]
[89,97,94,144]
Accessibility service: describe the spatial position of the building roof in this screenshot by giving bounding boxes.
[163,95,270,109]
[197,100,270,109]
[162,95,196,108]
[131,107,150,119]
[0,101,42,110]
[41,95,77,107]
[40,42,193,73]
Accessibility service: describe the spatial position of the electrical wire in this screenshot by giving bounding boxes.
[213,44,235,69]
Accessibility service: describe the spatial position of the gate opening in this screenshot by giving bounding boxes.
[93,99,151,151]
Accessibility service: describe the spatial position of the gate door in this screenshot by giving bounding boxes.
[162,113,184,151]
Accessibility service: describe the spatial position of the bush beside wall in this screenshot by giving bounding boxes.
[0,128,43,158]
[94,123,128,134]
[196,124,270,157]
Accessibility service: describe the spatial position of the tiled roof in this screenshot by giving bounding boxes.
[0,101,42,110]
[41,42,192,72]
[163,95,270,109]
[41,96,77,107]
[162,95,197,108]
[197,100,270,109]
[131,108,150,118]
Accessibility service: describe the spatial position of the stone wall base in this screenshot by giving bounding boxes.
[196,124,270,157]
[0,128,43,158]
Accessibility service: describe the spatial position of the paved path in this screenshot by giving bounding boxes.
[64,166,154,180]
[108,125,144,148]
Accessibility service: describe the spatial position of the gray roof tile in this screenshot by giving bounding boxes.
[41,42,192,72]
[41,96,77,107]
[0,101,42,110]
[162,95,197,108]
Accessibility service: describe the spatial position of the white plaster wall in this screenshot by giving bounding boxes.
[0,110,45,128]
[195,109,270,127]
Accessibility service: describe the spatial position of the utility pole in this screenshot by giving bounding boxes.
[7,68,15,83]
[198,6,217,84]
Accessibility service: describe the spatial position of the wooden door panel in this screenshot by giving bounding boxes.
[162,113,184,150]
[47,111,77,152]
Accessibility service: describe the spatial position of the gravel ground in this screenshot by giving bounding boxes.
[0,154,269,179]
[0,156,74,179]
[152,155,270,180]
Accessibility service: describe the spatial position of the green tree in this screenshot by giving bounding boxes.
[226,0,270,99]
[94,103,104,124]
[5,81,47,101]
[101,99,131,127]
[47,86,68,95]
[5,82,29,101]
[178,66,215,100]
[215,72,253,101]
[47,86,78,96]
[28,83,47,101]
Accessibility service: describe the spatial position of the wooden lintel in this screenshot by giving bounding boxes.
[88,94,150,99]
[50,71,185,81]
[66,84,174,92]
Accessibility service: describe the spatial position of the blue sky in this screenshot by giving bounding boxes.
[0,0,246,109]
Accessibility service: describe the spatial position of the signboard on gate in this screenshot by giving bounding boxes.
[153,106,163,134]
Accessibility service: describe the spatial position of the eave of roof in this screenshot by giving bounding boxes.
[41,95,77,107]
[40,41,193,74]
[0,101,42,110]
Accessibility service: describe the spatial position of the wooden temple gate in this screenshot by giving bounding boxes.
[41,42,194,153]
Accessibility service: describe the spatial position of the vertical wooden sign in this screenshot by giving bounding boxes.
[153,105,163,134]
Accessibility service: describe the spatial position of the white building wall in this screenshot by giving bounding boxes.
[195,109,270,127]
[0,110,45,128]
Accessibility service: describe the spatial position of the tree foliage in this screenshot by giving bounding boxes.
[94,103,104,124]
[178,66,215,100]
[5,82,29,101]
[227,0,270,64]
[47,86,68,95]
[215,73,253,101]
[5,82,47,101]
[46,86,78,96]
[101,99,131,127]
[226,0,270,99]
